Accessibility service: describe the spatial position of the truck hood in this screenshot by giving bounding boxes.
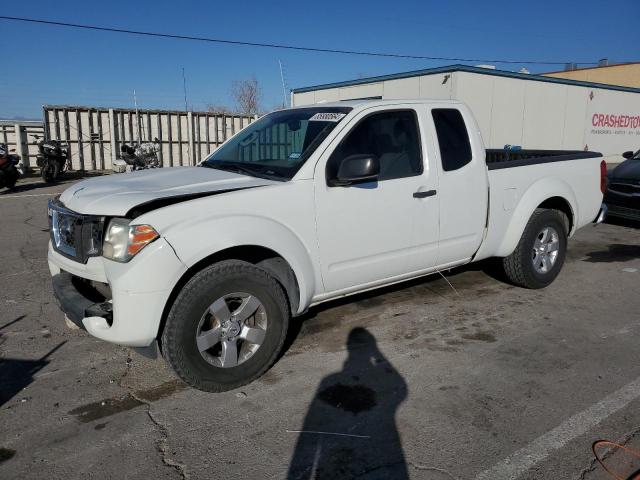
[610,159,640,183]
[59,167,280,216]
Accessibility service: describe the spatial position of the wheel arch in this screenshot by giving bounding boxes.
[495,178,578,258]
[537,196,574,233]
[157,244,306,344]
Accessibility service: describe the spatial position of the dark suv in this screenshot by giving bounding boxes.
[604,149,640,221]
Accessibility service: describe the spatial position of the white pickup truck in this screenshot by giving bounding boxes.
[48,99,607,391]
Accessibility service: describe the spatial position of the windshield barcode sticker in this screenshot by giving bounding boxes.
[309,112,346,122]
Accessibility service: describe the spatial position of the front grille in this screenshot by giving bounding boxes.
[608,182,640,195]
[48,199,105,263]
[607,204,640,220]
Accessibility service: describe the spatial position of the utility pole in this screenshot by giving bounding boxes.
[182,67,192,164]
[279,60,288,108]
[133,89,142,142]
[182,67,189,112]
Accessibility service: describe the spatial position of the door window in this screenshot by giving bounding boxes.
[432,109,472,171]
[327,110,423,182]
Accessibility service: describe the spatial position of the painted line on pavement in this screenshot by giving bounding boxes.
[0,192,63,198]
[475,375,640,480]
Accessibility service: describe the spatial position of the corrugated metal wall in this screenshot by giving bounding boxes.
[292,71,640,162]
[0,121,45,168]
[43,106,255,171]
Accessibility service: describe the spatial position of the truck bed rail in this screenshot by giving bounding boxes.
[486,149,601,170]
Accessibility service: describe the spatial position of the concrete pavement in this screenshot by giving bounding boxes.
[1,177,639,479]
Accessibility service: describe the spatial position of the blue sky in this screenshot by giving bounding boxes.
[1,0,638,118]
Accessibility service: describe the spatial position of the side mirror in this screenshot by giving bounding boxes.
[622,151,634,159]
[330,154,380,187]
[287,119,301,132]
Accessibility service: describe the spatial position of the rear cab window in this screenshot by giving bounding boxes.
[431,108,472,172]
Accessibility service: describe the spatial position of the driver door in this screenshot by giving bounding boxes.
[314,106,439,294]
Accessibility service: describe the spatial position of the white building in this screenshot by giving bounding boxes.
[291,65,640,163]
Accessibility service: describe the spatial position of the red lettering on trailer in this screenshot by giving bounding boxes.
[592,113,640,129]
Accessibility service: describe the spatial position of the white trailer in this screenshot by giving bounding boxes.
[291,65,640,164]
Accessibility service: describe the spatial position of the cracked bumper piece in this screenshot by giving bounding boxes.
[48,237,187,347]
[51,272,111,330]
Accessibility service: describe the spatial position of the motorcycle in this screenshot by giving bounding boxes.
[33,135,69,183]
[0,143,25,190]
[112,138,161,173]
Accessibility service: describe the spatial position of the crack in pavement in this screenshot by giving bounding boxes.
[130,389,190,480]
[576,424,640,480]
[117,351,133,388]
[119,352,188,479]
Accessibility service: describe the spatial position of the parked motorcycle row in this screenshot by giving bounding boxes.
[1,134,161,190]
[0,135,70,190]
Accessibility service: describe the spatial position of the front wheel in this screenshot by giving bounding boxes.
[41,162,59,183]
[5,168,18,189]
[502,208,568,289]
[161,260,290,392]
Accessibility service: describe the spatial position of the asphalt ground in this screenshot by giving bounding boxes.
[1,175,639,480]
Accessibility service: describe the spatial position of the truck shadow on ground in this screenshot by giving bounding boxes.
[582,244,640,263]
[286,327,409,479]
[0,342,65,408]
[283,259,507,353]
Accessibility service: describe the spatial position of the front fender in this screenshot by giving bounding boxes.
[494,177,578,258]
[163,215,317,314]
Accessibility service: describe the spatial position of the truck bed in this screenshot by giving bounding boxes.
[486,149,601,170]
[473,152,604,262]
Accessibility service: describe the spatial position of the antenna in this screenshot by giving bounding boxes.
[279,60,288,108]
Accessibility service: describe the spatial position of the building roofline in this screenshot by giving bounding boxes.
[41,104,252,117]
[0,119,42,125]
[291,64,640,95]
[541,61,640,75]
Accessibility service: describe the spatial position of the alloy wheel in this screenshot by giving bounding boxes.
[195,292,267,368]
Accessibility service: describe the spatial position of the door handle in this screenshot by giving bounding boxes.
[413,189,437,198]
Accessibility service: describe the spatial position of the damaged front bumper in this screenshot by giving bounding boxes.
[51,271,112,329]
[48,238,187,348]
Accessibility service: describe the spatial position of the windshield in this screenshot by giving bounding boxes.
[202,107,352,180]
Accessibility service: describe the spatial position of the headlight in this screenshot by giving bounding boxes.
[102,218,159,262]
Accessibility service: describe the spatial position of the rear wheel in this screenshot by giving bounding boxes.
[161,260,289,392]
[502,208,568,289]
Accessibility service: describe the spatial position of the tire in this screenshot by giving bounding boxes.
[6,169,18,189]
[502,208,568,289]
[161,260,290,392]
[41,162,59,183]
